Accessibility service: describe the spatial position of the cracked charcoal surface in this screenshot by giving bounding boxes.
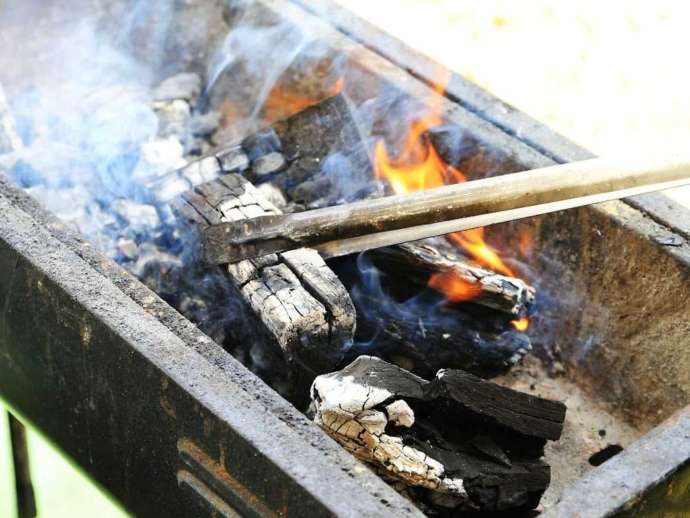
[312,356,565,513]
[171,174,355,407]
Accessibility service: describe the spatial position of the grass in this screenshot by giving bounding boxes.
[0,409,128,518]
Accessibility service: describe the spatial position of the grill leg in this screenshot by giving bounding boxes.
[8,413,37,518]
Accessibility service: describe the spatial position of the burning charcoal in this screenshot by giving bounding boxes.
[171,174,355,407]
[179,156,221,186]
[354,312,532,380]
[272,156,322,194]
[249,151,286,181]
[311,356,565,513]
[241,127,282,161]
[152,72,202,102]
[274,93,362,161]
[216,146,250,174]
[256,183,287,210]
[370,239,535,317]
[190,111,221,138]
[112,199,160,229]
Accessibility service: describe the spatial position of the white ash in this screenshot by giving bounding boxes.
[256,183,287,209]
[190,111,221,138]
[217,146,249,174]
[311,358,467,497]
[153,99,191,140]
[133,136,186,180]
[152,73,202,102]
[112,199,160,229]
[179,156,221,186]
[251,151,286,179]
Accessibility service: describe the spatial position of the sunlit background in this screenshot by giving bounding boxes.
[2,1,690,516]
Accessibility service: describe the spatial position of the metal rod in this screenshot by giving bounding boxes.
[8,412,37,518]
[202,155,690,263]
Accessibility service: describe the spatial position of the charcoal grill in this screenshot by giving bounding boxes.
[1,0,689,516]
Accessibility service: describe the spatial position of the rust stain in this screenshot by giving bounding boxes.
[160,377,176,419]
[177,438,282,518]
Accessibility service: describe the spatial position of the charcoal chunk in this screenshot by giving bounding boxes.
[241,127,282,161]
[312,356,566,513]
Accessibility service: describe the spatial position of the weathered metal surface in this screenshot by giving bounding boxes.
[0,175,421,517]
[0,0,688,515]
[542,406,690,517]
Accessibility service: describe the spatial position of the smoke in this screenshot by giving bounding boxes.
[0,0,577,381]
[0,0,172,246]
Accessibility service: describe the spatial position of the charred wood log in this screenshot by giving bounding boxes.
[369,239,535,317]
[171,174,355,405]
[311,356,565,513]
[350,299,532,379]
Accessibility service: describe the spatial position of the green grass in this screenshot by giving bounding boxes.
[0,408,129,518]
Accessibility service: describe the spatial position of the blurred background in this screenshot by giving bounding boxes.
[2,0,690,516]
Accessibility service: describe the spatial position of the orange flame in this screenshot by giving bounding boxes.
[428,269,482,303]
[372,68,528,329]
[511,317,529,332]
[263,76,344,121]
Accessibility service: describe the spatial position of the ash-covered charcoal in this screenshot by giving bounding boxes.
[171,174,356,407]
[311,356,566,513]
[241,127,283,161]
[292,176,335,207]
[189,111,221,138]
[153,99,192,140]
[179,156,222,186]
[256,182,288,210]
[273,156,322,194]
[145,155,225,203]
[112,199,161,230]
[152,72,202,102]
[217,146,250,174]
[249,151,286,181]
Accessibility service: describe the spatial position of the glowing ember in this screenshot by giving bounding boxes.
[428,269,482,303]
[263,76,344,121]
[511,318,529,332]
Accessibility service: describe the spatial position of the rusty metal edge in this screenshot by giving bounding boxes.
[0,173,421,518]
